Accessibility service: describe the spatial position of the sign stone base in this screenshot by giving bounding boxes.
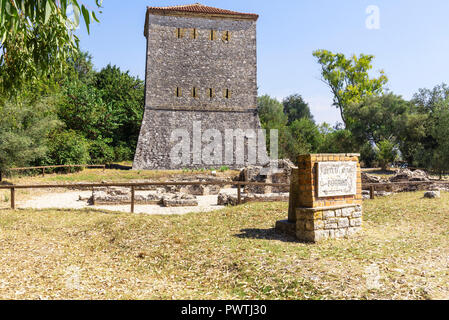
[276,154,363,243]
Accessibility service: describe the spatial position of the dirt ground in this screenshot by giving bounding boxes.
[17,190,228,215]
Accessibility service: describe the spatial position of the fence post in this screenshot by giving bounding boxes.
[237,184,241,205]
[131,186,135,213]
[42,167,45,177]
[10,187,15,210]
[370,186,375,200]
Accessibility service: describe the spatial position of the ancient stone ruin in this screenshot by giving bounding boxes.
[133,4,268,170]
[88,187,198,208]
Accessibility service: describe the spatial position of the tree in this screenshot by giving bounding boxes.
[0,0,102,94]
[94,64,145,155]
[45,129,90,166]
[313,49,388,127]
[257,95,292,160]
[289,118,322,154]
[318,125,357,154]
[376,140,398,171]
[0,96,61,179]
[282,94,314,124]
[347,93,414,145]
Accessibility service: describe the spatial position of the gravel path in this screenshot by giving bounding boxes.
[19,191,229,215]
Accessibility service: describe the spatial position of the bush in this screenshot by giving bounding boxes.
[114,143,134,162]
[89,139,115,164]
[376,140,398,170]
[46,130,90,165]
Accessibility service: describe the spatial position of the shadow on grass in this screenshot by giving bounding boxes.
[235,228,309,244]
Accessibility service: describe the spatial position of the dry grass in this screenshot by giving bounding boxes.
[6,168,239,184]
[0,191,449,300]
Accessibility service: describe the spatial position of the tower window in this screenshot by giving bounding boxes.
[222,31,230,42]
[176,28,184,39]
[192,87,199,98]
[208,88,214,98]
[224,89,231,99]
[210,30,217,40]
[191,28,198,39]
[175,87,182,97]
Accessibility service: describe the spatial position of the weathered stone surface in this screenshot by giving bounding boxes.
[217,191,289,206]
[133,11,268,170]
[217,191,239,206]
[337,218,350,228]
[424,190,440,199]
[239,159,294,194]
[162,194,198,207]
[390,169,430,182]
[350,218,363,227]
[361,172,385,184]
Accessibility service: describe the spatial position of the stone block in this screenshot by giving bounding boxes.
[350,218,362,227]
[341,208,353,217]
[323,210,335,218]
[352,211,362,218]
[337,218,350,228]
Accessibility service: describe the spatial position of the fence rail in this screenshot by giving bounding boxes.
[2,178,447,212]
[6,164,106,178]
[0,181,290,213]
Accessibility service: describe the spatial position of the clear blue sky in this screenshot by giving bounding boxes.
[77,0,449,125]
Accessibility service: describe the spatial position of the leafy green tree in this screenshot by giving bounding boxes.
[313,49,388,127]
[257,95,294,160]
[282,94,314,124]
[45,129,90,165]
[0,96,61,179]
[93,64,145,155]
[318,126,357,154]
[348,93,415,144]
[258,95,288,128]
[289,118,322,154]
[57,81,116,141]
[0,0,102,94]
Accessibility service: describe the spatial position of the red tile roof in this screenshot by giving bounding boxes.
[146,3,259,20]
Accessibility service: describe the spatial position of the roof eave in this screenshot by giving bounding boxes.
[144,7,259,37]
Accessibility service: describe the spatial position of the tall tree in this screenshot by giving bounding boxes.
[282,94,314,124]
[0,0,102,94]
[313,50,388,127]
[0,96,61,179]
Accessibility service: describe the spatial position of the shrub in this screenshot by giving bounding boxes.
[114,143,134,162]
[46,130,91,165]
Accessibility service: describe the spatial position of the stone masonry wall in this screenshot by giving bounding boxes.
[144,14,257,111]
[296,205,363,242]
[133,109,267,170]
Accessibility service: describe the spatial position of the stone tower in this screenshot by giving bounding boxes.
[133,3,268,170]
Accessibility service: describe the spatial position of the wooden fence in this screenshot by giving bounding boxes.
[1,179,447,213]
[7,164,106,177]
[0,181,290,213]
